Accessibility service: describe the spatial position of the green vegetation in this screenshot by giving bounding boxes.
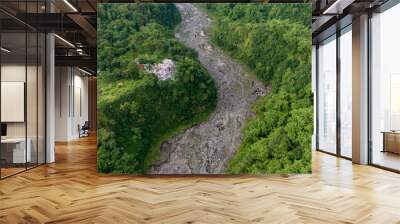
[203,3,313,174]
[98,3,313,174]
[97,4,217,173]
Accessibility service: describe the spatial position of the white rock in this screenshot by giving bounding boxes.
[144,59,176,81]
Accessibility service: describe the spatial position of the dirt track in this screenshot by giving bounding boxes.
[150,3,264,174]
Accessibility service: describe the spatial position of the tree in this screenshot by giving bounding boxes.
[97,3,217,173]
[203,3,312,174]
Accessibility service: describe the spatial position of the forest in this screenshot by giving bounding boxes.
[97,4,217,173]
[97,3,312,174]
[203,3,313,173]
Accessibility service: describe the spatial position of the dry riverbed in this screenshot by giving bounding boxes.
[150,3,265,174]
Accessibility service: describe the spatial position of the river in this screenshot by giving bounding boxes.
[150,3,265,174]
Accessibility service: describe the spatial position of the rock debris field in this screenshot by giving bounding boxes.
[150,3,265,174]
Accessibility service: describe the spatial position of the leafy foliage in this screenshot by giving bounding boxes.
[97,4,217,173]
[203,3,311,27]
[203,3,312,174]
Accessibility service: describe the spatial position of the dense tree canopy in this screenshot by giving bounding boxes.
[97,4,217,173]
[203,3,313,174]
[204,4,310,28]
[98,3,313,174]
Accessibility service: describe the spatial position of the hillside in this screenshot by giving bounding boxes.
[97,4,217,173]
[203,3,313,174]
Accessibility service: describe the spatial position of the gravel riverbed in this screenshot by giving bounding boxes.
[150,3,265,174]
